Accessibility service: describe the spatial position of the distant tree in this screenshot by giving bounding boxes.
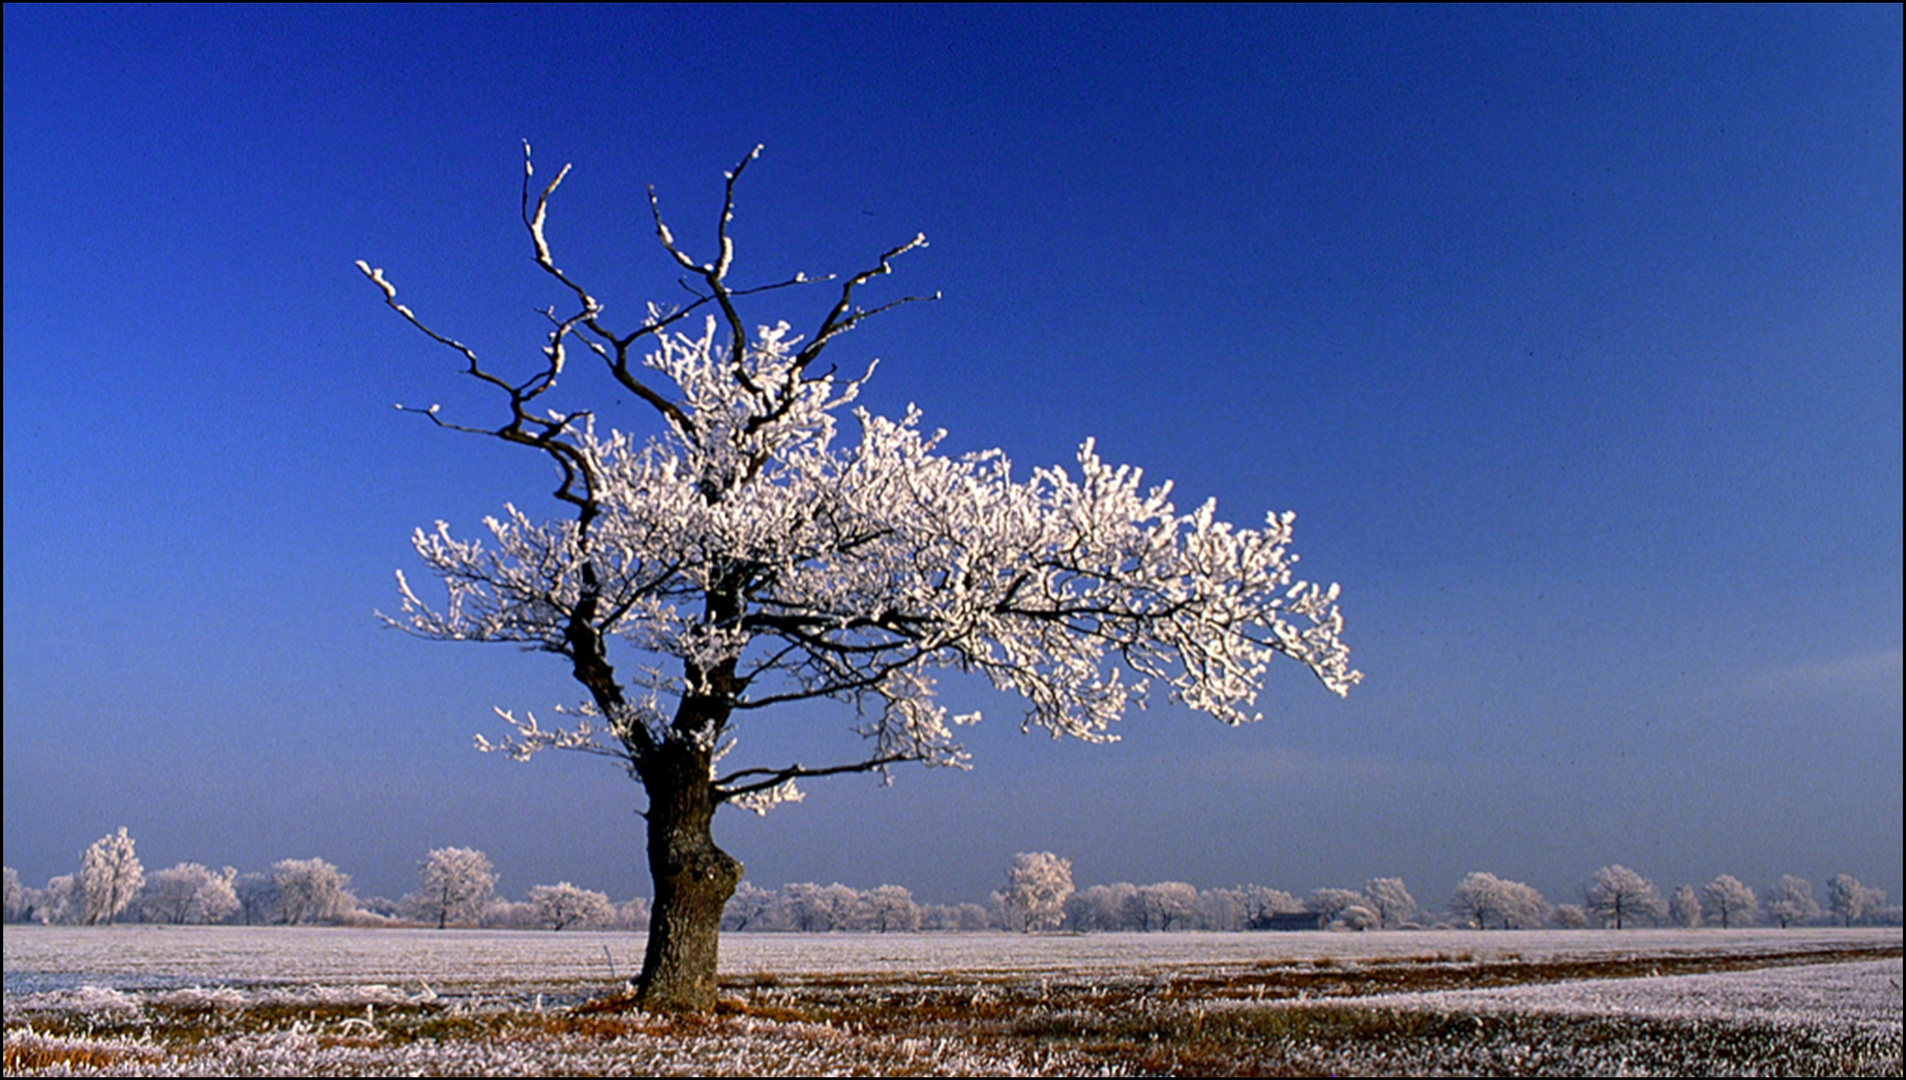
[143,863,240,925]
[1308,888,1366,925]
[1586,865,1664,929]
[357,895,407,921]
[916,900,980,931]
[1333,904,1380,931]
[615,896,652,931]
[781,882,864,932]
[1363,878,1417,929]
[1551,904,1590,929]
[272,858,354,925]
[1137,881,1200,932]
[79,827,145,926]
[1765,875,1820,928]
[1828,874,1878,927]
[407,847,498,929]
[36,875,82,925]
[1496,879,1549,929]
[361,146,1359,1011]
[1001,853,1075,932]
[868,885,920,932]
[1448,872,1503,929]
[1191,887,1248,932]
[1238,885,1304,929]
[1450,872,1547,929]
[1066,883,1137,932]
[233,872,279,925]
[529,882,615,930]
[721,881,781,932]
[1667,884,1702,928]
[1701,875,1757,929]
[3,867,21,922]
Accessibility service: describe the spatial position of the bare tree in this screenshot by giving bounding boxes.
[358,146,1359,1010]
[407,847,498,929]
[1701,875,1757,929]
[1765,875,1820,928]
[1586,865,1664,929]
[79,827,144,926]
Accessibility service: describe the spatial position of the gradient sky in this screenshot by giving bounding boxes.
[5,5,1900,911]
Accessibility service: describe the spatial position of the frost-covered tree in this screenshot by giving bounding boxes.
[1137,881,1201,931]
[1333,903,1380,931]
[1828,874,1878,927]
[3,867,21,922]
[1765,875,1820,928]
[1191,887,1249,932]
[1701,875,1757,929]
[1363,878,1417,929]
[1449,872,1546,930]
[1496,879,1549,929]
[1308,888,1366,926]
[781,882,862,932]
[1585,865,1664,929]
[1239,885,1304,929]
[1551,904,1590,929]
[407,847,498,929]
[142,863,239,925]
[529,882,615,930]
[1066,883,1136,932]
[272,858,354,925]
[867,885,921,932]
[36,875,81,925]
[1001,852,1074,932]
[233,872,278,926]
[1667,884,1702,928]
[721,881,781,932]
[1448,872,1504,929]
[79,827,144,926]
[359,147,1359,1010]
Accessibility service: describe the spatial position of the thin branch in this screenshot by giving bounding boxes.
[715,753,921,800]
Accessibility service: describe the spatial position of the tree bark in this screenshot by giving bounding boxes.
[633,735,742,1012]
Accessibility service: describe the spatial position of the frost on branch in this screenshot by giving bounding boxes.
[366,145,1357,816]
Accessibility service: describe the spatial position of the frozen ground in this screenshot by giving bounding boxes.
[4,926,1899,1075]
[6,924,1892,993]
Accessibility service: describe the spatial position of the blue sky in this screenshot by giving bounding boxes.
[5,5,1900,909]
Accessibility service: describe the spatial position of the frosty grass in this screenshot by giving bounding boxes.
[5,926,1899,1076]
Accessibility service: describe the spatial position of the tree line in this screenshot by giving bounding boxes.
[6,834,1897,932]
[1,833,642,932]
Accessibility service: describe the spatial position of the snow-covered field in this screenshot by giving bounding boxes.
[7,924,1893,992]
[4,925,1899,1076]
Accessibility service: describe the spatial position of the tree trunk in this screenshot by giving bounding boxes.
[633,738,742,1012]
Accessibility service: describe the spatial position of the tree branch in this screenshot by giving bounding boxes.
[715,753,923,800]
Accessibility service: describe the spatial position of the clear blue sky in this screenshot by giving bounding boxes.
[6,5,1900,909]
